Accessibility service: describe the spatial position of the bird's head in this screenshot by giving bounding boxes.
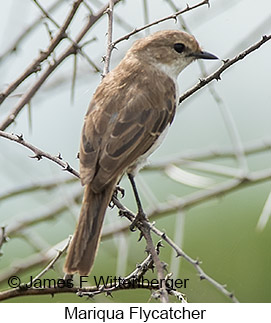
[127,30,218,79]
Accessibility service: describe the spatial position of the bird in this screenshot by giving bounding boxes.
[64,29,218,276]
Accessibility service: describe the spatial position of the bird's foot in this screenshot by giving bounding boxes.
[109,185,125,208]
[129,209,147,232]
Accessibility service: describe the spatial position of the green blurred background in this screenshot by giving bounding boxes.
[0,0,271,302]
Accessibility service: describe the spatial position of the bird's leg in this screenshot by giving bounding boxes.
[128,173,147,231]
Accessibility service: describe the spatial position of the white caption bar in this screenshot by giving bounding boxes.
[1,303,270,322]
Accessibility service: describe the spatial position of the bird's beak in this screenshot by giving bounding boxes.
[190,51,218,60]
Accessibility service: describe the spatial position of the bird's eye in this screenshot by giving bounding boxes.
[174,43,185,53]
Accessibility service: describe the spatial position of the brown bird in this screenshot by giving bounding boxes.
[64,30,218,275]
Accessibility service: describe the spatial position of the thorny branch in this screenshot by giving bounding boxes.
[102,0,115,76]
[112,0,209,47]
[31,0,100,72]
[0,177,77,202]
[112,197,239,302]
[0,130,79,178]
[102,167,271,241]
[1,140,271,302]
[28,236,72,286]
[0,0,122,131]
[0,0,84,107]
[179,34,271,104]
[0,242,172,302]
[0,0,63,64]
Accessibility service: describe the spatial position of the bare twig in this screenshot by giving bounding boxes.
[0,0,63,64]
[0,0,84,107]
[0,281,158,302]
[28,236,72,285]
[103,168,271,239]
[31,0,100,72]
[112,197,238,302]
[256,191,271,231]
[0,177,76,202]
[0,243,162,301]
[149,223,239,303]
[144,138,271,170]
[0,130,79,178]
[0,0,122,131]
[139,225,169,302]
[0,240,69,284]
[113,199,169,302]
[6,187,82,237]
[112,0,209,47]
[179,35,271,104]
[102,0,115,76]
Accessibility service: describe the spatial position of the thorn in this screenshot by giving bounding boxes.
[99,285,105,292]
[138,232,144,241]
[144,246,150,254]
[104,8,111,15]
[118,210,124,217]
[161,261,168,271]
[165,272,173,280]
[57,153,62,160]
[33,64,41,73]
[105,291,113,297]
[115,186,125,198]
[30,154,42,161]
[156,240,164,253]
[150,263,155,272]
[19,284,28,291]
[16,133,24,141]
[195,258,201,265]
[130,223,137,232]
[63,162,72,172]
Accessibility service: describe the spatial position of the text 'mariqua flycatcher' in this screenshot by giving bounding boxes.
[64,30,218,275]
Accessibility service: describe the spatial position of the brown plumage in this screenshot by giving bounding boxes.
[64,30,217,275]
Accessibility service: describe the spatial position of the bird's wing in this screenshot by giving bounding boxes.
[80,76,176,192]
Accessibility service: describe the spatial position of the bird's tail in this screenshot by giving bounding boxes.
[64,183,115,275]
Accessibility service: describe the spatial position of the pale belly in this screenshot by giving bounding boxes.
[127,124,170,175]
